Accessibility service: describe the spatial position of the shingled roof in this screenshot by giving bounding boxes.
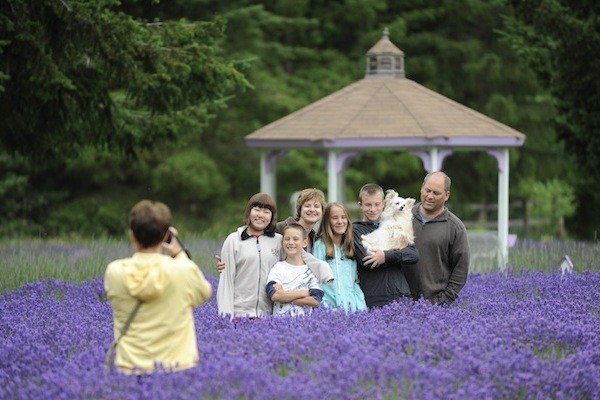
[245,77,525,148]
[245,28,525,149]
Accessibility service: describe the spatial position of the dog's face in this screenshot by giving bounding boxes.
[382,190,415,219]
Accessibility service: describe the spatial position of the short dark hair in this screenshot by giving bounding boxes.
[295,188,325,219]
[282,222,307,240]
[244,192,278,234]
[129,200,171,248]
[358,183,384,203]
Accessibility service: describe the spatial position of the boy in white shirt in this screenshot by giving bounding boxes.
[266,223,324,316]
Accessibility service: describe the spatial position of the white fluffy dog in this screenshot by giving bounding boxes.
[361,189,415,253]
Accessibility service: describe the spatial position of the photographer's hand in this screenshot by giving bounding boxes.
[162,227,186,258]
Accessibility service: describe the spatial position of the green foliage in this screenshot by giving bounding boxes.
[0,152,69,230]
[528,179,577,237]
[0,0,248,160]
[0,0,592,239]
[45,195,134,237]
[0,172,28,218]
[347,152,423,199]
[151,149,230,217]
[64,147,130,193]
[276,150,327,206]
[500,0,600,238]
[0,0,247,236]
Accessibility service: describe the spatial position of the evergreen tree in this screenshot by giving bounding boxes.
[501,0,600,238]
[0,0,247,234]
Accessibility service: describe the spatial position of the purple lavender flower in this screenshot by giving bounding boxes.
[1,272,598,399]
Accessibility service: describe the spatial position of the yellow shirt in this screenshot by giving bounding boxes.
[104,252,212,373]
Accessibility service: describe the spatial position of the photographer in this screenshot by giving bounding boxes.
[104,200,212,373]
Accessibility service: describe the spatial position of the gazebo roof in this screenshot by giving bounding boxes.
[244,30,525,269]
[246,28,525,150]
[245,77,525,149]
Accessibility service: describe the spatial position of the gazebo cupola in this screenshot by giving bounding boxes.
[366,28,405,78]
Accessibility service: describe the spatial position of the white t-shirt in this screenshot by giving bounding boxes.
[267,261,322,316]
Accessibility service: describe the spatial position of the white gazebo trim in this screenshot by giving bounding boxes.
[247,137,525,149]
[487,148,510,266]
[260,150,287,195]
[410,148,454,172]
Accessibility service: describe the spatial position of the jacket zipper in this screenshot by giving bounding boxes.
[255,236,261,317]
[335,246,341,296]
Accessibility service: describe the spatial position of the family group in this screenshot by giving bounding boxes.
[104,171,470,373]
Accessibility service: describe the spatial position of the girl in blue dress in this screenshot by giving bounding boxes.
[313,203,367,312]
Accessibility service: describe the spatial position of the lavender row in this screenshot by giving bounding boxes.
[1,272,598,399]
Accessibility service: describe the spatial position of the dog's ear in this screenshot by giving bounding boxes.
[406,198,416,208]
[385,189,398,200]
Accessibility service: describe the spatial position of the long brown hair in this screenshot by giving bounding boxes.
[318,202,354,259]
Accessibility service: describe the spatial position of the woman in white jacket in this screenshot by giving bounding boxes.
[217,193,282,319]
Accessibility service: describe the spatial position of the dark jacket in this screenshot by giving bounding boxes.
[353,221,420,308]
[403,203,470,305]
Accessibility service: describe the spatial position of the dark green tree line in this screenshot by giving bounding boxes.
[0,0,591,239]
[0,0,248,235]
[500,0,600,238]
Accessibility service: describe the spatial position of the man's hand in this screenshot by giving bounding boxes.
[363,249,386,268]
[216,255,225,273]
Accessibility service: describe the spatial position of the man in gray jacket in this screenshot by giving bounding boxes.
[404,171,470,305]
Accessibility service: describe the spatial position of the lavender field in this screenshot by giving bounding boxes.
[1,239,599,399]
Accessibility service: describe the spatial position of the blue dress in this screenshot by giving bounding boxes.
[313,239,367,312]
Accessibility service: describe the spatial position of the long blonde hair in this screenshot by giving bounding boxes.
[318,203,354,259]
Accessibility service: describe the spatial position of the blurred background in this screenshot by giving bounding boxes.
[1,0,597,242]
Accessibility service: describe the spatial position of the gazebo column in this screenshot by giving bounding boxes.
[325,150,361,203]
[260,150,288,198]
[337,151,361,203]
[412,148,453,172]
[327,150,339,202]
[487,148,510,270]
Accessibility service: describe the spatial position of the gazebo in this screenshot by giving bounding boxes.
[245,29,526,266]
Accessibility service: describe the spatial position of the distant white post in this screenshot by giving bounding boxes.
[430,147,439,171]
[411,148,452,173]
[260,150,287,197]
[327,150,339,202]
[488,148,510,270]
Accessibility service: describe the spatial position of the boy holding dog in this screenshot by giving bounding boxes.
[353,183,420,308]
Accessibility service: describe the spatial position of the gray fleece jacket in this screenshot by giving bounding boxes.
[403,203,470,305]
